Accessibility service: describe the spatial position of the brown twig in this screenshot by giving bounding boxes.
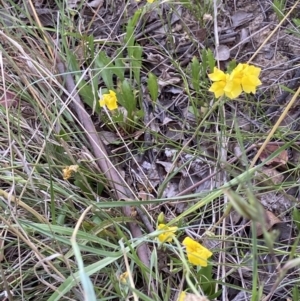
[56,59,151,269]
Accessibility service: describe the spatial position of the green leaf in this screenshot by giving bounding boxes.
[279,84,296,94]
[191,56,201,93]
[112,110,125,124]
[66,51,99,113]
[272,0,285,21]
[96,51,114,89]
[197,264,214,296]
[227,60,237,73]
[45,235,142,301]
[114,48,125,80]
[131,45,143,84]
[292,207,300,232]
[293,285,300,301]
[120,79,135,117]
[200,50,207,80]
[125,26,135,54]
[205,48,215,73]
[147,72,158,102]
[84,35,95,62]
[71,237,97,301]
[66,49,79,71]
[75,76,99,113]
[130,8,142,27]
[74,174,94,200]
[293,18,300,27]
[55,129,71,141]
[124,9,142,50]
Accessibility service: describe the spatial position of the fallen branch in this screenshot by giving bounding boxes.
[56,59,151,269]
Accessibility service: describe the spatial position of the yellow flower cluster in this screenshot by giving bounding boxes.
[208,63,261,99]
[99,90,118,111]
[157,224,212,267]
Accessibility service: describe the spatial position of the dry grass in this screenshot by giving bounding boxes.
[0,0,300,301]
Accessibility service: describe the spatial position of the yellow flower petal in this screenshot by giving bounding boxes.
[99,98,106,107]
[182,237,212,267]
[147,0,155,2]
[208,69,229,98]
[157,224,178,243]
[235,64,261,94]
[241,76,262,94]
[208,81,226,98]
[178,291,186,301]
[224,77,243,99]
[244,65,261,77]
[208,67,227,82]
[240,65,262,94]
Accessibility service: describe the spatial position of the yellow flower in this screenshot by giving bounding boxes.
[99,90,118,111]
[62,165,79,180]
[147,0,155,2]
[178,291,186,301]
[208,67,229,98]
[208,63,261,99]
[223,75,243,99]
[182,237,212,267]
[178,292,209,301]
[240,64,262,94]
[157,224,178,243]
[119,271,129,284]
[208,67,239,99]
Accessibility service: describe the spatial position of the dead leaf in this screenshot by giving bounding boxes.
[240,28,249,45]
[158,70,181,88]
[259,143,288,166]
[138,190,154,201]
[0,88,19,108]
[255,210,281,237]
[194,28,207,42]
[214,45,230,61]
[98,131,119,145]
[146,52,165,65]
[231,11,253,27]
[161,117,174,125]
[203,14,213,22]
[164,148,177,158]
[255,166,284,185]
[87,0,104,8]
[172,23,182,33]
[156,161,176,173]
[259,191,293,217]
[162,181,179,198]
[134,161,160,190]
